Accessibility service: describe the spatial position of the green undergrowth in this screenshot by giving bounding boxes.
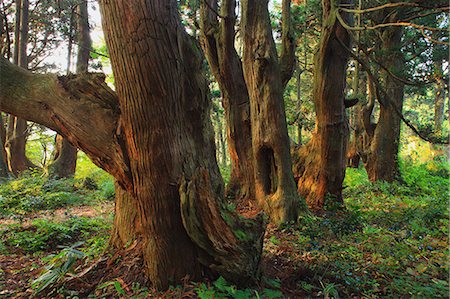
[0,154,114,218]
[285,159,449,298]
[0,216,111,255]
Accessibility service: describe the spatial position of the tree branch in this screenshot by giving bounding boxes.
[335,39,448,145]
[279,0,296,89]
[0,57,133,187]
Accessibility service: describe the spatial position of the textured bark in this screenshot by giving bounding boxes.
[199,0,255,201]
[293,0,351,210]
[0,57,131,188]
[1,0,265,289]
[365,26,404,182]
[100,0,264,288]
[241,0,303,223]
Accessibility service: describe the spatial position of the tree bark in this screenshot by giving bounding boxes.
[365,25,404,182]
[99,0,264,289]
[1,1,265,289]
[199,0,255,201]
[241,0,303,222]
[293,0,351,210]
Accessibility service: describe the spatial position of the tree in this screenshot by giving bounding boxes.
[199,0,255,202]
[293,0,352,210]
[340,0,449,182]
[200,0,304,223]
[0,0,265,290]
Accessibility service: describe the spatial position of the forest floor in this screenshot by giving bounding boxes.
[0,158,448,298]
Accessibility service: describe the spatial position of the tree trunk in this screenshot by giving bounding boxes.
[0,114,9,178]
[48,135,77,178]
[49,0,92,178]
[241,0,303,222]
[293,0,351,210]
[199,0,255,202]
[434,60,445,135]
[99,0,264,289]
[365,26,404,182]
[7,0,36,175]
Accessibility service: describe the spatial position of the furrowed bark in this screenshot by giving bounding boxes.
[294,0,351,210]
[199,0,255,201]
[100,0,263,289]
[241,0,304,223]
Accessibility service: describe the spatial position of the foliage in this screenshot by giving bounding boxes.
[195,276,283,299]
[283,158,449,298]
[0,173,113,218]
[32,241,86,294]
[0,216,111,254]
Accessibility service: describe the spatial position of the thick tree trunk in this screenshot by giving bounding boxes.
[365,26,404,182]
[199,0,255,202]
[49,0,92,178]
[1,1,265,289]
[100,0,264,289]
[241,0,303,223]
[293,0,351,210]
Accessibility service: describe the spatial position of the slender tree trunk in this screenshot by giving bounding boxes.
[199,0,255,202]
[7,0,36,176]
[293,0,352,210]
[241,0,303,223]
[434,60,445,135]
[365,26,404,182]
[99,0,264,289]
[0,114,9,177]
[49,1,91,178]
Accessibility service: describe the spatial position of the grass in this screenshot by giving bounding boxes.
[0,148,448,298]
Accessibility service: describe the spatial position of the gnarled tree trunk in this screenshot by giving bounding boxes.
[0,0,266,290]
[241,0,303,223]
[293,0,352,210]
[365,26,404,182]
[433,60,445,135]
[199,0,255,202]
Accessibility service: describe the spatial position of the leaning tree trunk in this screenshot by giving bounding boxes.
[365,26,404,182]
[241,0,303,223]
[49,1,92,178]
[99,0,264,289]
[199,0,255,202]
[293,0,351,210]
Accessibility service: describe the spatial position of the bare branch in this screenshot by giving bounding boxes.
[335,38,448,145]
